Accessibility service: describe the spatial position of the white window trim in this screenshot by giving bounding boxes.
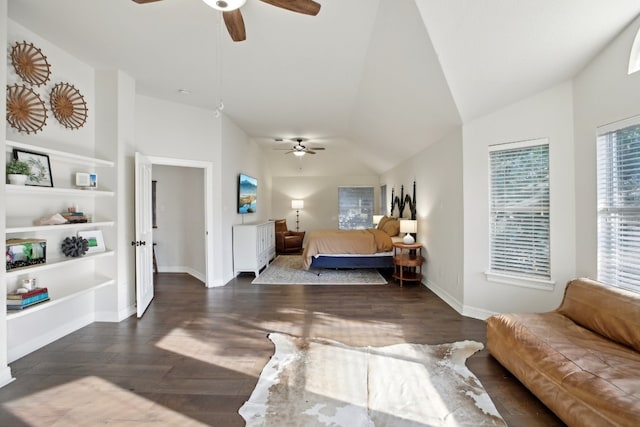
[487,137,552,289]
[596,115,640,293]
[484,270,555,291]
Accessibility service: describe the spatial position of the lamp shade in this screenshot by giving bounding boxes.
[291,199,304,209]
[372,215,384,225]
[400,219,417,244]
[400,219,417,234]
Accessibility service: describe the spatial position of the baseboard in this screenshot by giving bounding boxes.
[424,279,498,321]
[461,305,498,321]
[95,304,136,322]
[8,313,93,363]
[0,366,15,389]
[158,266,204,282]
[423,279,464,315]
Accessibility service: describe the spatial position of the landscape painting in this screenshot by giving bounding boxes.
[238,173,257,214]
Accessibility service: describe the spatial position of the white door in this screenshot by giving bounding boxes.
[135,152,154,317]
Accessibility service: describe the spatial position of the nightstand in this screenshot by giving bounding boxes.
[392,242,424,287]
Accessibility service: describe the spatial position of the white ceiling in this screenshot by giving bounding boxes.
[7,0,640,174]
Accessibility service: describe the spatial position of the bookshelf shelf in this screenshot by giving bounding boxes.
[6,184,114,197]
[6,277,114,320]
[5,137,117,363]
[6,251,115,278]
[6,220,115,234]
[6,140,114,167]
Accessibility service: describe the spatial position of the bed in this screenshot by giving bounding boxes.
[302,182,416,271]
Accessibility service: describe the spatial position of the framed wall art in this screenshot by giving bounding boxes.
[77,230,105,254]
[13,149,53,187]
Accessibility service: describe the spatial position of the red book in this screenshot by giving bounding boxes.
[6,287,48,300]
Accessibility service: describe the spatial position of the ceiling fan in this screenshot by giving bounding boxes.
[274,138,326,156]
[132,0,321,42]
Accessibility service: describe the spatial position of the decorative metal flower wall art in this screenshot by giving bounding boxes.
[49,82,88,130]
[6,84,48,134]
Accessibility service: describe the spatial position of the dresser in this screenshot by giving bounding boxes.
[233,221,276,277]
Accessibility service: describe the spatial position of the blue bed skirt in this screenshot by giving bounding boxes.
[308,255,393,270]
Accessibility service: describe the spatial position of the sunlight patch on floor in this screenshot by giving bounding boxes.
[155,329,262,377]
[2,376,207,426]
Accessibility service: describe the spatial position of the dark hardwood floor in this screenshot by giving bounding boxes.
[0,271,564,426]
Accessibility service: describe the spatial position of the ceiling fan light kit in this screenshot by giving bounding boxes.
[274,137,326,156]
[133,0,320,42]
[202,0,247,12]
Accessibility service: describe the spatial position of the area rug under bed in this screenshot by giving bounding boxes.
[251,255,387,285]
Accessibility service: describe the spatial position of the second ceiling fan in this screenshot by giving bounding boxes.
[132,0,321,42]
[275,138,326,156]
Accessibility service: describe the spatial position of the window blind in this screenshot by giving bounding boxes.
[338,187,374,230]
[489,140,550,279]
[597,121,640,293]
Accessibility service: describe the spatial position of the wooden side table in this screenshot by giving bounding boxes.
[392,242,424,287]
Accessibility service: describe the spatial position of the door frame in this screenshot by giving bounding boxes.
[146,155,215,287]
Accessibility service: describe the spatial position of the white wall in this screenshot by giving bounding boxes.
[381,129,465,308]
[271,175,381,236]
[574,16,640,278]
[134,95,224,284]
[462,82,576,317]
[94,69,136,322]
[0,0,11,388]
[152,165,205,280]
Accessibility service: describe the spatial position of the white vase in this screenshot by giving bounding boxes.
[8,174,28,185]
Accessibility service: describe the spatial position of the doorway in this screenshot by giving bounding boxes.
[137,154,215,288]
[152,165,206,281]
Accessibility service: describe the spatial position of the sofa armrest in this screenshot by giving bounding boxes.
[557,277,640,352]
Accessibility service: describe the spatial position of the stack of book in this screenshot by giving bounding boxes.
[61,211,89,223]
[7,287,50,311]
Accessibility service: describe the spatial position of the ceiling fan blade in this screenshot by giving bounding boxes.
[284,150,294,154]
[305,150,316,154]
[131,0,163,3]
[223,10,246,42]
[309,147,325,150]
[259,0,321,16]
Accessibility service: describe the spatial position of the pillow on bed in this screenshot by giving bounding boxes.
[380,218,400,237]
[377,215,392,230]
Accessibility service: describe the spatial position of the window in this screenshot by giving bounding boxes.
[380,184,387,215]
[338,187,374,229]
[488,139,550,281]
[597,118,640,293]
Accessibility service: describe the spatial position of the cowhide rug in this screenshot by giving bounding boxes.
[239,333,507,427]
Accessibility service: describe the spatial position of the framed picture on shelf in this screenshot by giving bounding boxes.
[13,149,53,187]
[77,230,105,254]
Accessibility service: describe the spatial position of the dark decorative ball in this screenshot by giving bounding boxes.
[61,236,89,257]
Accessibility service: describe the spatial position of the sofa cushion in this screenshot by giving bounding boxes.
[557,278,640,352]
[487,312,640,426]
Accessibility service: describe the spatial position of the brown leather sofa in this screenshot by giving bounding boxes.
[486,278,640,426]
[274,219,305,254]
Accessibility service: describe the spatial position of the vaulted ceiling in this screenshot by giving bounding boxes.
[8,0,640,175]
